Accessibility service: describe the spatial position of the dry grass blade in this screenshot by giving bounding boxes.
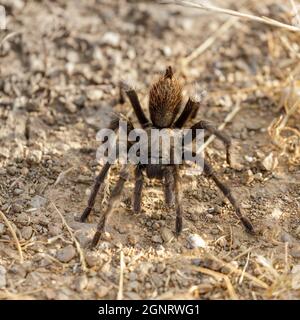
[181,17,237,66]
[195,266,238,299]
[51,202,87,272]
[117,250,125,300]
[0,31,21,48]
[208,253,269,289]
[0,210,24,263]
[163,0,300,32]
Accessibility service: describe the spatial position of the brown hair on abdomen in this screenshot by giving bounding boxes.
[149,66,183,128]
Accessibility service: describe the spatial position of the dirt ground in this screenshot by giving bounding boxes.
[0,0,300,300]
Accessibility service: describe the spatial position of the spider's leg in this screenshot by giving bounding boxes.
[202,158,255,234]
[174,98,199,128]
[91,165,130,247]
[189,120,232,165]
[163,166,175,207]
[174,166,183,236]
[133,165,144,214]
[119,81,150,128]
[80,162,111,222]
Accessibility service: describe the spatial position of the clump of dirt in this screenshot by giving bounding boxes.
[0,0,300,300]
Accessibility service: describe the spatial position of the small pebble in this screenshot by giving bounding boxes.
[56,245,76,263]
[13,188,24,196]
[74,275,88,291]
[7,166,17,176]
[30,195,47,209]
[0,223,5,235]
[85,252,99,268]
[21,226,33,240]
[0,265,7,289]
[127,234,138,246]
[295,225,300,239]
[101,32,120,47]
[160,227,173,243]
[151,235,163,244]
[187,233,207,249]
[280,231,295,244]
[291,244,300,258]
[96,285,110,298]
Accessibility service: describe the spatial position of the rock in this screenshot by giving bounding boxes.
[187,233,207,249]
[30,195,47,209]
[27,150,43,164]
[48,224,62,236]
[291,244,300,258]
[295,225,300,239]
[262,152,278,171]
[160,227,174,243]
[291,265,300,290]
[101,32,120,47]
[21,226,33,240]
[139,262,152,276]
[7,166,17,175]
[86,88,103,101]
[271,207,283,220]
[280,231,295,244]
[0,265,7,289]
[127,234,138,246]
[13,188,24,196]
[95,285,110,298]
[11,203,23,213]
[0,223,5,235]
[85,252,99,268]
[64,101,77,114]
[151,235,163,244]
[56,245,76,263]
[191,258,201,266]
[74,275,88,291]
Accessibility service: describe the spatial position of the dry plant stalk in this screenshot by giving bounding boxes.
[268,79,300,165]
[163,0,300,32]
[117,250,125,300]
[0,210,24,263]
[51,202,87,272]
[196,266,238,299]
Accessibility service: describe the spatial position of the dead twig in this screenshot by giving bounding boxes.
[0,210,24,263]
[163,0,300,33]
[51,202,87,272]
[117,250,125,300]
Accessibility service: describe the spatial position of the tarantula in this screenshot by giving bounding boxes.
[80,66,254,247]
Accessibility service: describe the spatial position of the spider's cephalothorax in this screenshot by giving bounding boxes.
[149,66,183,128]
[80,66,255,248]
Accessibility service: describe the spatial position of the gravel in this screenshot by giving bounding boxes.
[56,245,76,263]
[0,266,7,289]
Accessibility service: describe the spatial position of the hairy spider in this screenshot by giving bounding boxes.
[80,66,255,247]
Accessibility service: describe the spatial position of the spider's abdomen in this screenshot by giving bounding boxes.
[149,66,183,128]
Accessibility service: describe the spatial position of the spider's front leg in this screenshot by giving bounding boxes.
[119,80,150,128]
[91,165,130,247]
[174,98,200,128]
[189,120,232,165]
[80,162,111,222]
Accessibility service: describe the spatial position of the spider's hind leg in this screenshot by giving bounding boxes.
[163,166,175,207]
[133,165,144,214]
[91,165,130,247]
[174,166,183,236]
[203,159,255,234]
